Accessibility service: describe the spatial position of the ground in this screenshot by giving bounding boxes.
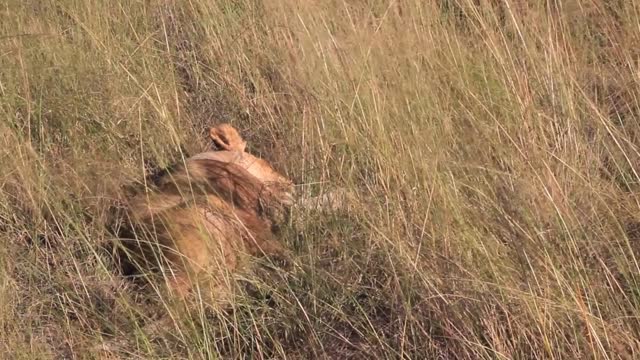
[1,1,640,358]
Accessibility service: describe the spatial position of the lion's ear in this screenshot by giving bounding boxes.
[209,127,231,150]
[210,124,246,152]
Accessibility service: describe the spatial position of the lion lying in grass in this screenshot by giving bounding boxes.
[117,124,294,302]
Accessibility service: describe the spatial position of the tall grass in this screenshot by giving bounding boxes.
[2,0,640,358]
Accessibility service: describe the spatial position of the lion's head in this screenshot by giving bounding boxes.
[116,124,294,301]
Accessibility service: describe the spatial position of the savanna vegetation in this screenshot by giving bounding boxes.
[2,0,640,358]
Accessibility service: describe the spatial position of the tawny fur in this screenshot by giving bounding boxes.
[119,124,293,301]
[209,123,247,152]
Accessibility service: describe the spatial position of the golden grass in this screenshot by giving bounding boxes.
[2,0,640,358]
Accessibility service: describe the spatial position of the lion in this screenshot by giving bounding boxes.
[116,124,294,302]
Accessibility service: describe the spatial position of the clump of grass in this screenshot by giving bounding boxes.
[2,0,640,358]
